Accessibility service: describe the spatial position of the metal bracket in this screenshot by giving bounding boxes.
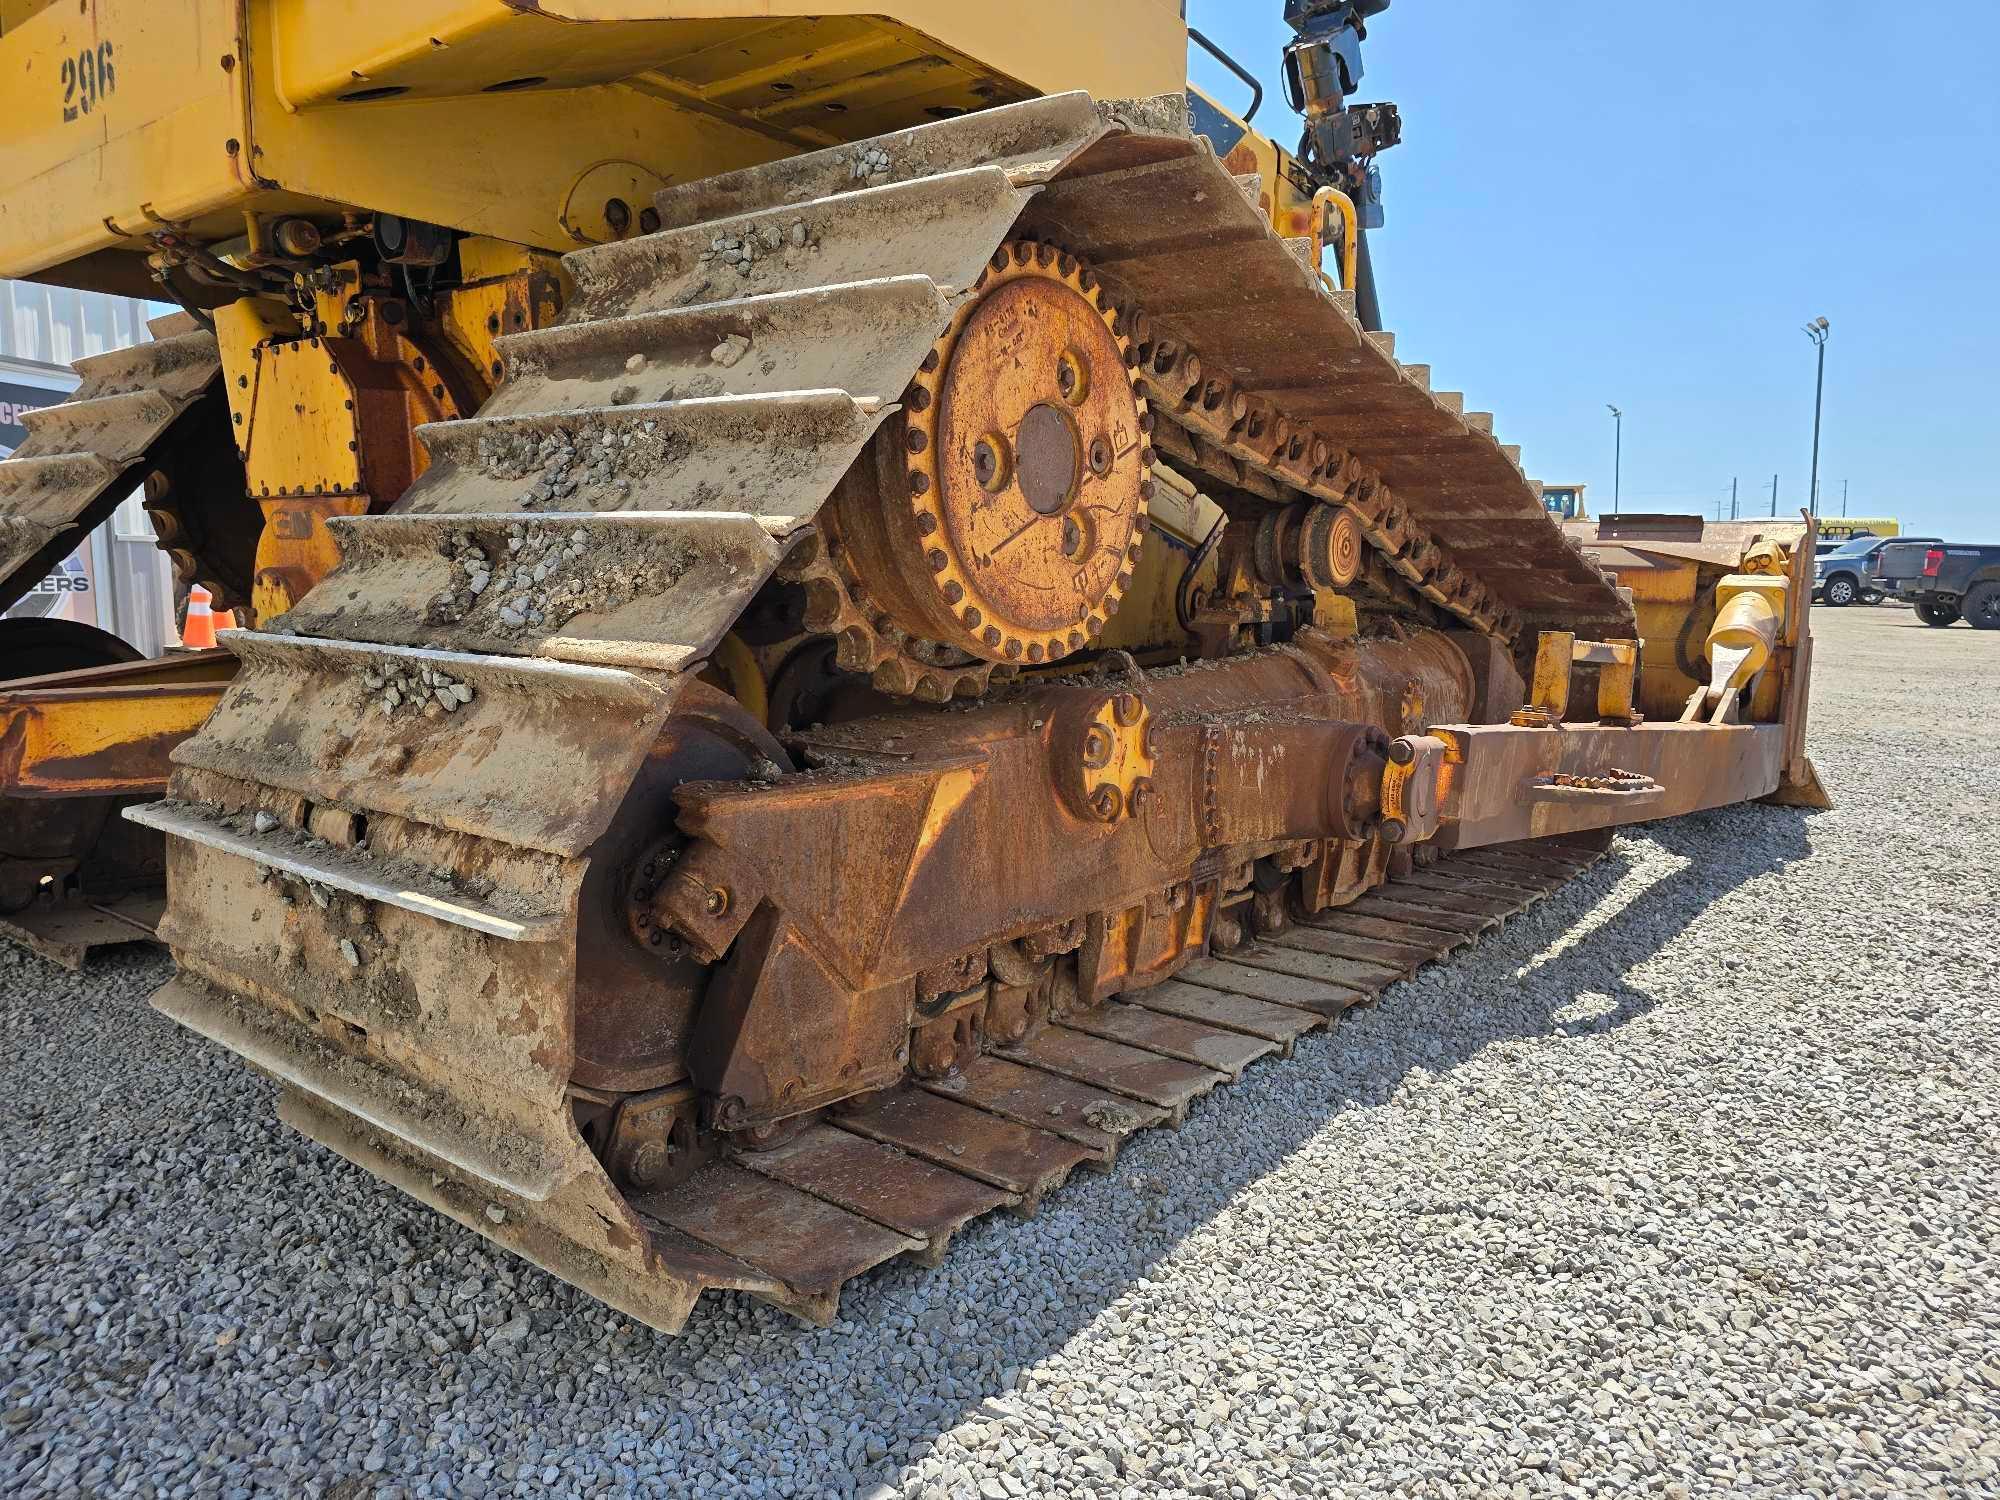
[1379,734,1446,844]
[1525,770,1664,806]
[1511,631,1643,727]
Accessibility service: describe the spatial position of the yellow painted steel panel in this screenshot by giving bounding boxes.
[10,0,1186,277]
[0,0,249,278]
[0,682,227,796]
[270,1,1184,108]
[244,4,801,253]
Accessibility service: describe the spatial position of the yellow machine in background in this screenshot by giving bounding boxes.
[1816,516,1902,542]
[1,0,1825,1332]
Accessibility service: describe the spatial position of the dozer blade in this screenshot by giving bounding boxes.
[139,93,1639,1332]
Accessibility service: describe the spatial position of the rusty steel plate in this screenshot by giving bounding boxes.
[1344,894,1499,936]
[640,1163,925,1297]
[999,1026,1228,1119]
[1272,924,1438,972]
[0,892,161,972]
[835,1088,1097,1205]
[1063,1000,1278,1080]
[733,1123,1014,1258]
[1128,979,1324,1051]
[1460,844,1604,877]
[925,1055,1168,1154]
[1370,882,1527,922]
[1399,866,1560,900]
[1226,939,1404,994]
[1178,958,1365,1017]
[1302,908,1473,955]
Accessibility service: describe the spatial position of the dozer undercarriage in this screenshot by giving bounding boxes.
[102,95,1821,1331]
[1,0,1825,1332]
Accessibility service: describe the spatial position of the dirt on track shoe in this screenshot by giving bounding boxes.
[135,93,1628,1332]
[0,328,221,612]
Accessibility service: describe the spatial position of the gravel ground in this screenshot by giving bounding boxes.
[3,604,1996,1500]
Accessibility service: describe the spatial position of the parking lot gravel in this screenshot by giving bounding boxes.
[3,604,1997,1499]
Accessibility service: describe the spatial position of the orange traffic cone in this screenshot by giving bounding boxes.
[183,585,218,649]
[213,607,237,633]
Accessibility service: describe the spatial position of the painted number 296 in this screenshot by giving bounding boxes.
[60,42,117,123]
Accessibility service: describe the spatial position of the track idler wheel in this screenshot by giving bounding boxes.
[828,241,1154,669]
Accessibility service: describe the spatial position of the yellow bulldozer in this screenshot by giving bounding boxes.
[0,0,1826,1332]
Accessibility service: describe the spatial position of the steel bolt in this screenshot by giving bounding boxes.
[1090,785,1124,821]
[973,437,1009,492]
[1082,724,1115,769]
[1379,817,1408,844]
[627,1140,668,1189]
[704,887,730,916]
[1388,738,1417,767]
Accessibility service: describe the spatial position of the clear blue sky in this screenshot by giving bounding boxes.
[1186,1,1999,536]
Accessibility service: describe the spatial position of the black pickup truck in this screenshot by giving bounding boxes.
[1873,541,2000,628]
[1813,533,1941,606]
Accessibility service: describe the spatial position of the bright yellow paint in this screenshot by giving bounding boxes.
[1711,577,1786,675]
[4,0,1185,282]
[697,634,772,726]
[0,0,250,284]
[1310,187,1359,295]
[0,682,228,795]
[1527,632,1575,720]
[1817,517,1901,540]
[1310,590,1359,640]
[1617,555,1708,719]
[251,496,372,625]
[268,2,1181,110]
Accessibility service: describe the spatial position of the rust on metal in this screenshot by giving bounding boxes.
[118,93,1814,1336]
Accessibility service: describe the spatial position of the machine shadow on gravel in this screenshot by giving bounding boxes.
[594,807,1825,1470]
[0,808,1821,1500]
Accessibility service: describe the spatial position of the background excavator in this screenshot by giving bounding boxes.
[0,0,1826,1332]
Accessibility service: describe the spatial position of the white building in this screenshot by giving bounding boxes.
[2,280,181,658]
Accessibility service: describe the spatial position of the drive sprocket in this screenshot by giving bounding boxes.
[826,241,1154,671]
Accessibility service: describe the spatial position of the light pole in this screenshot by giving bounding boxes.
[1606,404,1623,514]
[1804,317,1830,517]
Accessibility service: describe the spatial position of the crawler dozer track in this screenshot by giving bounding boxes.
[0,328,220,613]
[0,316,257,622]
[136,95,1633,1332]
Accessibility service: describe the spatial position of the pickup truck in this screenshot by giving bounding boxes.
[1873,541,2000,628]
[1813,533,1941,607]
